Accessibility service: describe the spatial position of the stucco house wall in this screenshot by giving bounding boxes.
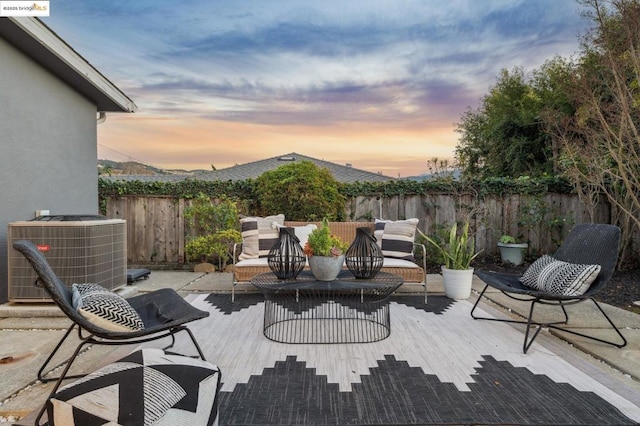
[0,37,99,302]
[0,18,136,303]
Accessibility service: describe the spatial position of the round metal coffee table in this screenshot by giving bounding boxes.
[251,270,403,344]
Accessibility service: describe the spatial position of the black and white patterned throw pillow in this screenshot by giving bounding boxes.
[72,283,144,332]
[519,255,556,290]
[536,260,601,296]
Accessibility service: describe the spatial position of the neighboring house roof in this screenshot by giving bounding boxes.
[0,17,137,113]
[203,153,394,183]
[103,153,396,184]
[102,174,187,183]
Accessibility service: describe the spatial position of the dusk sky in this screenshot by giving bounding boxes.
[45,0,590,178]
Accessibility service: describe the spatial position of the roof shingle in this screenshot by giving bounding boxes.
[103,152,395,184]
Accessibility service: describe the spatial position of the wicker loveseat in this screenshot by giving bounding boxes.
[232,221,426,300]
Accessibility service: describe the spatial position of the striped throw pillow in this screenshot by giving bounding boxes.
[238,214,285,260]
[374,218,419,260]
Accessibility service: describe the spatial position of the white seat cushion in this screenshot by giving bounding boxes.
[382,257,420,268]
[236,257,417,268]
[236,258,270,267]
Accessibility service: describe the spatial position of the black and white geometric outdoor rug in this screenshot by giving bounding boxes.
[177,294,640,425]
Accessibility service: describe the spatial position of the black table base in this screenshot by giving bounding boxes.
[252,271,403,344]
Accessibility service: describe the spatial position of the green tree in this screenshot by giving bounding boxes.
[99,166,114,176]
[455,67,554,179]
[255,161,346,221]
[533,56,577,173]
[546,0,640,266]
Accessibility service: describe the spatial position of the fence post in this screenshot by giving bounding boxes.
[178,198,185,264]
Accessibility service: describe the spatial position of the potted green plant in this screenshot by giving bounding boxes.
[303,218,349,281]
[497,234,528,266]
[419,221,481,299]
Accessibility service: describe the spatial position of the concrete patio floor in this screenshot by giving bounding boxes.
[1,271,639,424]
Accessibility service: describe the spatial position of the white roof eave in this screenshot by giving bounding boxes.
[3,17,137,113]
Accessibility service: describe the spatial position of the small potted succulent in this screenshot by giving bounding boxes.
[497,235,528,266]
[303,218,349,281]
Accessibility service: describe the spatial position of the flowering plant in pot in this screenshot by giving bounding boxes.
[419,221,481,299]
[303,218,349,281]
[497,234,528,266]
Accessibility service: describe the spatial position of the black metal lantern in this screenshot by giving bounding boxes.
[268,227,306,279]
[346,227,384,279]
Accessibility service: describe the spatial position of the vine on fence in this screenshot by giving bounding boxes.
[99,175,573,204]
[98,178,256,215]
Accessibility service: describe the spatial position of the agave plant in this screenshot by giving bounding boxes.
[421,221,481,270]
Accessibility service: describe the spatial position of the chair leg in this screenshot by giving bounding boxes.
[419,245,427,304]
[523,300,543,353]
[474,294,566,354]
[472,290,628,353]
[35,338,93,426]
[423,274,428,304]
[38,324,88,383]
[522,299,571,353]
[162,327,207,361]
[543,298,628,349]
[470,284,490,319]
[184,326,207,360]
[558,301,570,324]
[35,326,208,425]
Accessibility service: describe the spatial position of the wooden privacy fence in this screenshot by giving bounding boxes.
[104,193,610,265]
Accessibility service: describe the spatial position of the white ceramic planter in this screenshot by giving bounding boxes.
[497,242,528,266]
[441,266,474,300]
[308,255,345,281]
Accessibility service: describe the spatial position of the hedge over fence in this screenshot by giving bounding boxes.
[98,175,574,202]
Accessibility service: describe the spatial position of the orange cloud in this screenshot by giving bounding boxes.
[98,114,458,177]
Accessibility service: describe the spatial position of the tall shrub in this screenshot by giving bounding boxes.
[255,161,346,221]
[184,193,241,269]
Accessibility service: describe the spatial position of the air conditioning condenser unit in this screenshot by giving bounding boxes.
[7,217,127,302]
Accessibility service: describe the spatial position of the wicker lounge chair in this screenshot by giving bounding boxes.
[12,239,210,426]
[471,223,627,353]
